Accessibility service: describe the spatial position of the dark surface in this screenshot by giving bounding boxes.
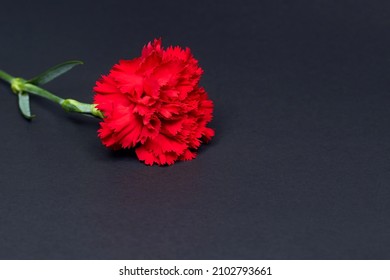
[0,0,389,259]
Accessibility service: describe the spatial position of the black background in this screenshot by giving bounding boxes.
[0,0,389,259]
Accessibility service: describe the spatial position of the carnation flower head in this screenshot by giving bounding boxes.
[93,39,214,165]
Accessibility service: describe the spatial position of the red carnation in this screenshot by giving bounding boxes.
[93,39,214,165]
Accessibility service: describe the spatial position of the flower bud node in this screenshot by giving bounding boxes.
[61,99,82,113]
[10,78,26,94]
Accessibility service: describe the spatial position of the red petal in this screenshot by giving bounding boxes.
[202,127,215,142]
[162,119,184,136]
[179,149,197,161]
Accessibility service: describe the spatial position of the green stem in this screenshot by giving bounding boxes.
[24,83,64,104]
[0,69,14,83]
[0,69,103,119]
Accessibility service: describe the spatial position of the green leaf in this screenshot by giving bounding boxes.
[28,60,83,85]
[18,92,35,120]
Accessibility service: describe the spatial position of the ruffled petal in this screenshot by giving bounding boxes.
[94,38,214,165]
